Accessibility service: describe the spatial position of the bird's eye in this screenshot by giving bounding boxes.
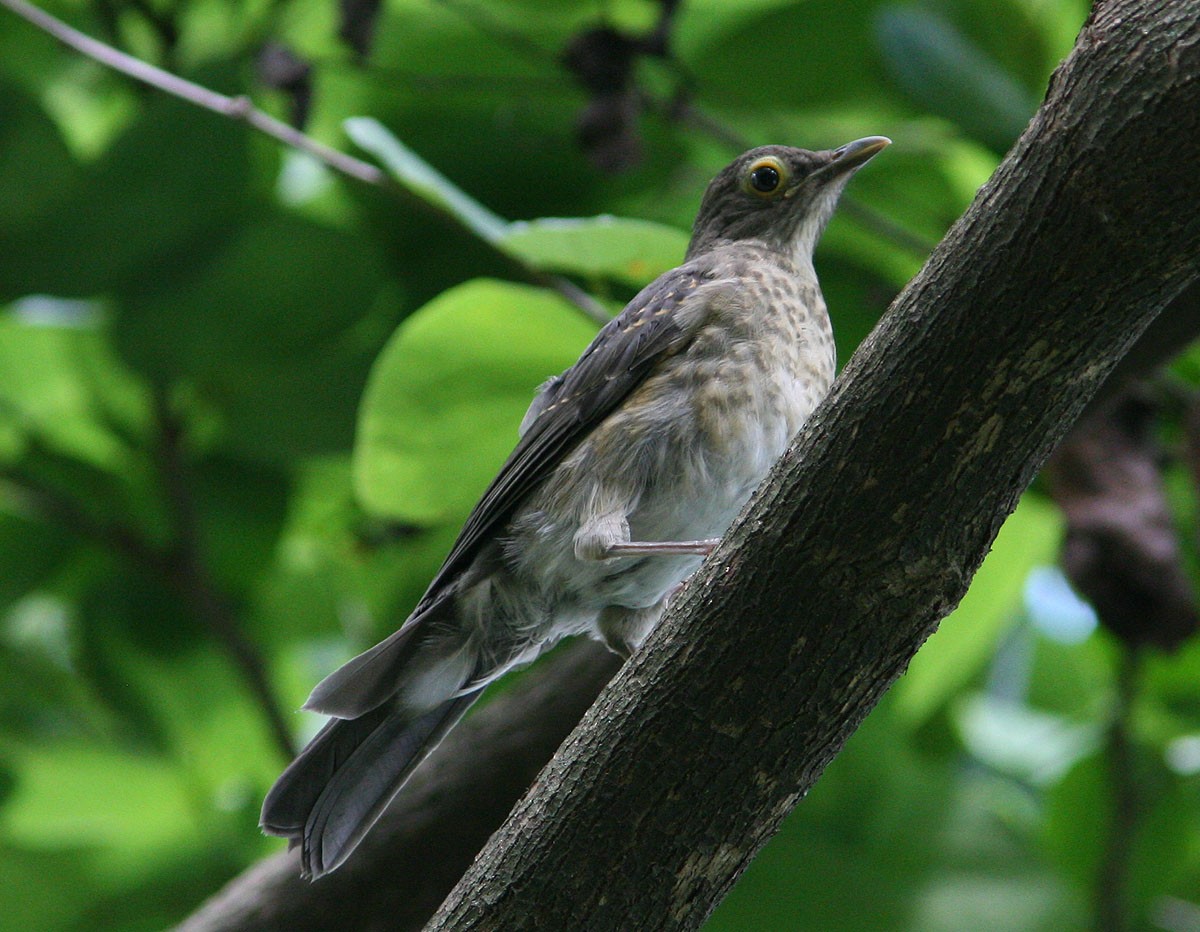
[744,157,787,197]
[750,165,780,191]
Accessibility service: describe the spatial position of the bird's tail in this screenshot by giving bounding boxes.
[260,686,483,878]
[262,597,484,878]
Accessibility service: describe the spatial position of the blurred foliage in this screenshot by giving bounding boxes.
[2,0,1198,930]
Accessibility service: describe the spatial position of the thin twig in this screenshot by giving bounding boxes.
[839,200,938,257]
[150,391,297,761]
[1096,647,1143,932]
[0,0,386,187]
[0,427,297,761]
[0,465,164,573]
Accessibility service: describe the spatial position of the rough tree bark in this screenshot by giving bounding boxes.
[427,1,1200,928]
[178,0,1200,928]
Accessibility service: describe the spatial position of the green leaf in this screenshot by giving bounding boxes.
[0,92,252,300]
[679,0,888,111]
[0,81,79,230]
[115,213,391,461]
[0,306,149,471]
[0,515,75,615]
[0,843,96,932]
[345,117,510,244]
[118,215,386,372]
[499,216,689,287]
[875,7,1038,153]
[2,743,194,856]
[354,279,597,522]
[954,694,1098,785]
[892,495,1062,725]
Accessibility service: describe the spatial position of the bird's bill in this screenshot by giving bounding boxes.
[796,135,891,191]
[833,135,891,166]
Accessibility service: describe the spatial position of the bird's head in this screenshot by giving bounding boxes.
[687,137,890,263]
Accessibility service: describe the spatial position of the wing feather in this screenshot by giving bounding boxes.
[419,260,716,604]
[296,261,720,720]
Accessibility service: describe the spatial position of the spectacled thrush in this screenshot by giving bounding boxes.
[261,135,890,877]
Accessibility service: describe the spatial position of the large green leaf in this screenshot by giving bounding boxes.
[678,0,889,111]
[115,213,392,460]
[0,91,252,301]
[0,844,97,932]
[354,279,596,522]
[875,7,1037,154]
[349,117,689,286]
[0,81,78,230]
[500,215,689,286]
[118,214,387,372]
[2,743,194,857]
[346,116,510,244]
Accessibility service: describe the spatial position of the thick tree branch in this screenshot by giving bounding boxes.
[1086,277,1200,415]
[427,1,1200,928]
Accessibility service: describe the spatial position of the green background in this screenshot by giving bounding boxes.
[2,1,1198,929]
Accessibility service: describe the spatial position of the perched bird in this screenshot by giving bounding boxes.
[261,136,890,878]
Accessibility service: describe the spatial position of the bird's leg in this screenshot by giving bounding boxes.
[574,512,720,560]
[602,539,720,556]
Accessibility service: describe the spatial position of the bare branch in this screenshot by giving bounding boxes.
[0,402,297,761]
[1096,650,1145,932]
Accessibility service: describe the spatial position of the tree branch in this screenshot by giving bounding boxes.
[0,402,296,760]
[150,391,296,761]
[1086,278,1200,416]
[0,0,386,185]
[1096,649,1144,932]
[427,1,1200,927]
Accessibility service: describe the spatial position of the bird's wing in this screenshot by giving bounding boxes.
[419,259,718,604]
[304,260,722,719]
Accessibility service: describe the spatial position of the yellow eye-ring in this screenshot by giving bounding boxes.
[744,157,787,197]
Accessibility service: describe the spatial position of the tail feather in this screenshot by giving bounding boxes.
[259,704,392,838]
[303,612,430,719]
[262,689,483,878]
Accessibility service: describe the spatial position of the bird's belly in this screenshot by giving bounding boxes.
[510,347,831,619]
[594,381,815,608]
